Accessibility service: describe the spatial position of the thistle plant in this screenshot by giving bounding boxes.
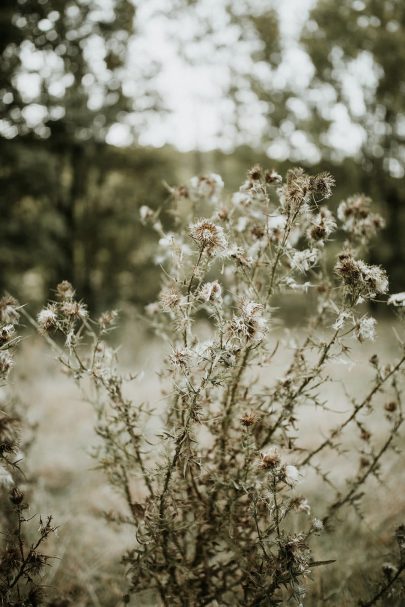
[0,297,56,607]
[36,166,405,605]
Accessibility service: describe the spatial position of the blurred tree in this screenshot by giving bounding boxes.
[299,0,405,285]
[244,0,404,285]
[0,0,170,307]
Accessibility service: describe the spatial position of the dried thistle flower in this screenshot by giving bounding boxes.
[0,351,14,377]
[199,281,222,303]
[284,167,312,212]
[260,447,281,469]
[240,412,256,427]
[388,292,405,307]
[159,285,183,312]
[98,310,118,330]
[291,248,319,273]
[37,306,58,333]
[335,254,389,300]
[0,296,19,324]
[307,207,337,243]
[310,171,335,199]
[60,300,88,320]
[9,487,24,506]
[189,219,227,255]
[189,174,224,203]
[337,194,385,241]
[0,324,16,344]
[248,164,262,180]
[230,301,267,342]
[265,168,282,184]
[56,280,75,300]
[283,464,300,486]
[355,316,377,342]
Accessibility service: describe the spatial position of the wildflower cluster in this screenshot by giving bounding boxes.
[37,166,405,606]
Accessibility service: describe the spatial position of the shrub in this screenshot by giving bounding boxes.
[0,297,56,606]
[36,166,405,605]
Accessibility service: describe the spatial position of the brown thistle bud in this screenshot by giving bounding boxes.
[176,185,189,198]
[56,280,75,300]
[360,457,369,468]
[0,324,16,344]
[260,447,280,469]
[9,487,24,505]
[98,310,118,330]
[0,295,19,324]
[251,225,265,240]
[265,169,282,184]
[0,351,14,376]
[309,171,335,199]
[360,428,371,441]
[60,301,88,320]
[217,207,229,221]
[240,413,256,427]
[248,164,262,180]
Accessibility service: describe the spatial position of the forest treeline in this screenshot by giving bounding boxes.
[1,0,404,309]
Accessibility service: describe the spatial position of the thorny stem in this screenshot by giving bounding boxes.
[8,515,54,591]
[359,562,405,607]
[323,413,403,526]
[259,328,341,448]
[301,352,405,467]
[184,248,204,346]
[272,475,281,540]
[220,345,252,461]
[266,207,299,300]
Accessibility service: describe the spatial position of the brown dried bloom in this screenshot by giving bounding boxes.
[230,301,267,343]
[309,171,335,200]
[199,281,222,303]
[260,446,281,469]
[284,167,312,212]
[189,219,227,255]
[159,285,182,312]
[98,310,118,330]
[335,253,388,300]
[60,300,88,320]
[291,496,311,514]
[0,324,16,344]
[265,168,282,184]
[189,174,224,203]
[251,225,265,240]
[37,306,58,333]
[56,280,75,300]
[169,347,191,370]
[9,487,24,506]
[0,296,19,324]
[0,351,14,376]
[229,246,252,268]
[217,207,229,221]
[248,164,262,180]
[240,413,256,427]
[337,194,385,241]
[307,207,337,243]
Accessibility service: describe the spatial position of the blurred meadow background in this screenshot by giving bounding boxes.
[1,1,405,606]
